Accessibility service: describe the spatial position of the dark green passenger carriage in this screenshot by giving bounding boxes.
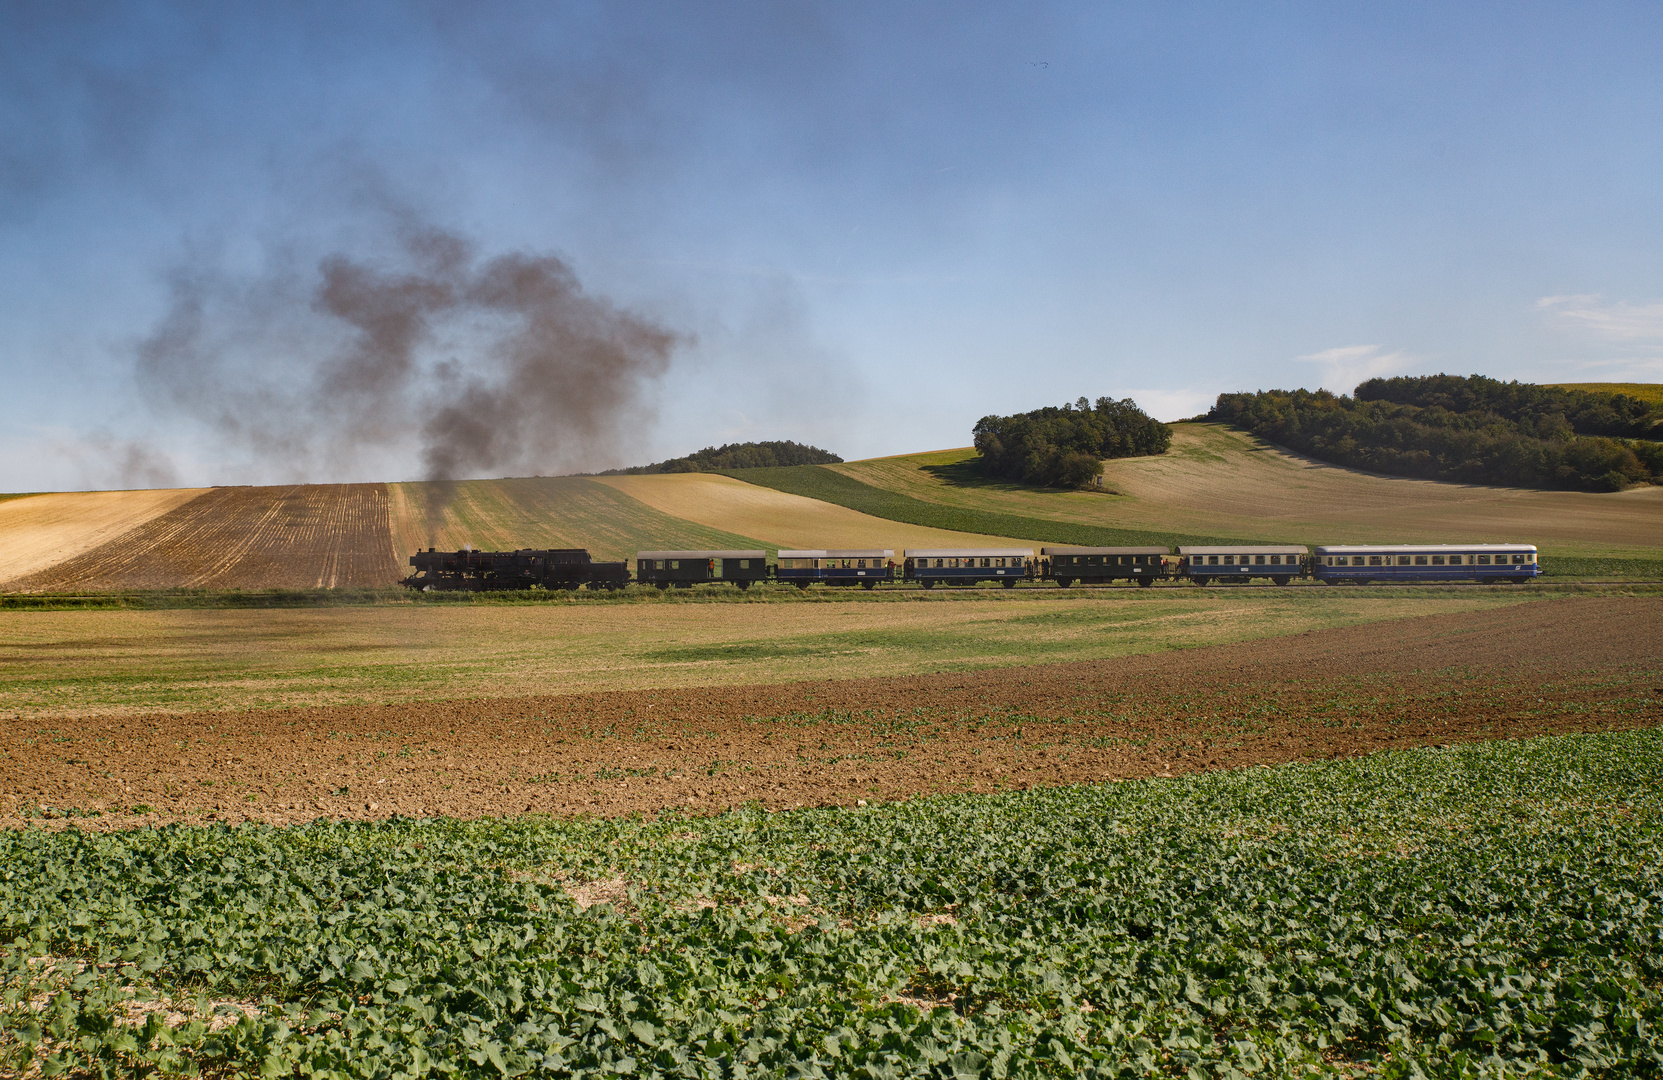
[634,550,769,590]
[1042,546,1168,587]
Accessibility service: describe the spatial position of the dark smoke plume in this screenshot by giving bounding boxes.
[135,224,681,537]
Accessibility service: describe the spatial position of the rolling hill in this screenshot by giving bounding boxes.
[2,418,1658,591]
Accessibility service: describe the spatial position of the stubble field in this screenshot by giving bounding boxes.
[4,593,1658,827]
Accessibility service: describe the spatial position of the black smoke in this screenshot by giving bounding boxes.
[134,223,682,508]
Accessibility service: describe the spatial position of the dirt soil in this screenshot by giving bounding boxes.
[11,484,401,591]
[5,597,1658,827]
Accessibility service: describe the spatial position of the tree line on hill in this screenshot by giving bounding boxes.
[1210,375,1663,492]
[601,440,842,475]
[973,396,1171,487]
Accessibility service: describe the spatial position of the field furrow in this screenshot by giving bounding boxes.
[10,484,401,591]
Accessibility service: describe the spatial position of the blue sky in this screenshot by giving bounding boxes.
[3,2,1660,490]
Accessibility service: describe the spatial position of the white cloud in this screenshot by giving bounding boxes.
[1298,344,1416,395]
[1120,388,1217,423]
[1537,294,1663,342]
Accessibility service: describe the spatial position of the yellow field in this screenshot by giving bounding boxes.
[0,488,207,588]
[595,473,1037,550]
[1547,382,1663,405]
[835,423,1663,553]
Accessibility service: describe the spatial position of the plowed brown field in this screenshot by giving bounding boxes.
[7,596,1657,827]
[10,484,401,591]
[0,488,208,587]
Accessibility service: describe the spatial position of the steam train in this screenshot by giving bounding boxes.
[402,542,1541,590]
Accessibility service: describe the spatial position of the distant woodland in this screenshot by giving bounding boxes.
[603,440,842,475]
[1211,375,1663,492]
[974,397,1172,488]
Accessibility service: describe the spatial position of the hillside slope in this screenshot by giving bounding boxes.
[389,477,770,564]
[832,423,1663,555]
[11,485,399,591]
[0,488,208,588]
[595,473,1038,550]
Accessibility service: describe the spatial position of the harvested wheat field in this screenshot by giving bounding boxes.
[389,476,767,563]
[837,423,1663,552]
[0,488,207,588]
[6,596,1657,826]
[597,472,1034,550]
[10,484,401,591]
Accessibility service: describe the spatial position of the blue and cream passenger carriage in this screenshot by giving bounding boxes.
[1313,544,1540,584]
[1179,546,1308,585]
[634,550,770,589]
[904,549,1035,589]
[775,549,895,589]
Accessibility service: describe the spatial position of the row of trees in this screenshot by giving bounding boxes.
[1355,374,1662,439]
[1211,379,1663,492]
[604,440,841,475]
[974,397,1171,487]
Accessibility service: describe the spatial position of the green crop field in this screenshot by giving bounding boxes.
[5,727,1661,1077]
[717,463,1241,549]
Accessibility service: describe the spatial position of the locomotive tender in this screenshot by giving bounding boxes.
[402,541,1543,590]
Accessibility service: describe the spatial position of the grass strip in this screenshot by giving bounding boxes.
[3,728,1662,1076]
[717,464,1247,547]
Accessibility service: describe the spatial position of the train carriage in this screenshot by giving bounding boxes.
[1042,546,1168,587]
[635,550,769,589]
[1313,544,1540,584]
[1179,545,1308,585]
[904,549,1035,589]
[776,549,895,589]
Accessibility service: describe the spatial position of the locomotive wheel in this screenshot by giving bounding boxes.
[1272,576,1290,586]
[1138,577,1154,587]
[736,580,751,590]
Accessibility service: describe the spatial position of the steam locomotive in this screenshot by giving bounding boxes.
[402,542,1541,590]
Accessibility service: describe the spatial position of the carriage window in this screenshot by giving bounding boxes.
[1430,555,1444,565]
[1395,555,1409,566]
[1268,555,1280,565]
[1413,555,1427,565]
[669,560,681,569]
[1208,556,1219,565]
[1512,554,1525,565]
[980,558,992,568]
[1252,555,1263,564]
[1368,556,1383,566]
[1477,555,1490,565]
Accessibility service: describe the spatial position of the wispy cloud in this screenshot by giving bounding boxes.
[1537,294,1663,342]
[1298,344,1415,394]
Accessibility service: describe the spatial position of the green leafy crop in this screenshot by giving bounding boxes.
[3,728,1661,1077]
